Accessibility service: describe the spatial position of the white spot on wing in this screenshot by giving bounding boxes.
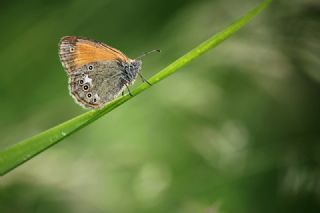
[84,75,92,85]
[94,94,100,101]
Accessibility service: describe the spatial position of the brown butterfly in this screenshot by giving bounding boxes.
[58,36,159,109]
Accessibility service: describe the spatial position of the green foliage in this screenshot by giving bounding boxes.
[3,0,320,212]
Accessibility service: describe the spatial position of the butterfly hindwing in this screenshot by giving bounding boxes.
[69,61,127,109]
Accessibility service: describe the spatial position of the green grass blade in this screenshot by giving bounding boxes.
[0,0,272,176]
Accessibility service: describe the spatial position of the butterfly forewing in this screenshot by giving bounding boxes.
[59,36,128,74]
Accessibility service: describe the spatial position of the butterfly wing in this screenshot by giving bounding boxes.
[58,36,131,109]
[58,36,129,74]
[68,61,127,109]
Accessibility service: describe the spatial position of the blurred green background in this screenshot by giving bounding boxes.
[1,0,320,212]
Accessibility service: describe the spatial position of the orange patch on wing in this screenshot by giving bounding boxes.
[73,39,128,69]
[59,36,130,74]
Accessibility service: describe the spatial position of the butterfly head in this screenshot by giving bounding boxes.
[121,59,142,83]
[130,59,142,71]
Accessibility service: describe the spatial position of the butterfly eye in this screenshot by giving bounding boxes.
[87,93,92,98]
[88,65,94,71]
[79,79,84,85]
[83,84,89,91]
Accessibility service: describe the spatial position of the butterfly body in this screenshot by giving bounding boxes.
[58,36,142,109]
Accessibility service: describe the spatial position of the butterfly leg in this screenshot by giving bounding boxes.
[138,73,152,86]
[125,84,133,96]
[120,77,133,96]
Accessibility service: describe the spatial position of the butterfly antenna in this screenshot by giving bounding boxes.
[135,49,161,60]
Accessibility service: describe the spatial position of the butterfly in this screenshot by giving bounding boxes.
[58,36,159,109]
